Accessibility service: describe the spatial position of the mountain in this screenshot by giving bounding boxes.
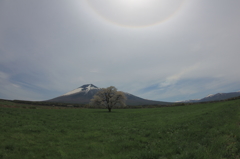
[47,84,100,104]
[47,84,170,106]
[179,91,240,103]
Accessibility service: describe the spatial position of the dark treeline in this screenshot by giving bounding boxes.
[11,100,87,108]
[1,95,240,109]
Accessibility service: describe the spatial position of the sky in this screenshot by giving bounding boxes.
[0,0,240,102]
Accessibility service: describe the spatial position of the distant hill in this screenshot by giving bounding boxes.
[47,84,170,106]
[179,91,240,103]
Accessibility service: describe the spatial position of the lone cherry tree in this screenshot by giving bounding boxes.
[90,86,126,112]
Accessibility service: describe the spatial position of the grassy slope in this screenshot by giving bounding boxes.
[0,100,240,159]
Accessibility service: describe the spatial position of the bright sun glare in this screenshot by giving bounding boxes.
[118,0,149,8]
[87,0,186,27]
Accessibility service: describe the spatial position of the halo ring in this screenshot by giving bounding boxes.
[86,0,186,28]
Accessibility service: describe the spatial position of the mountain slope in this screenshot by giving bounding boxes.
[47,84,170,106]
[179,91,240,103]
[47,84,100,104]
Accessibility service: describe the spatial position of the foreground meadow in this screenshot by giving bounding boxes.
[0,100,240,159]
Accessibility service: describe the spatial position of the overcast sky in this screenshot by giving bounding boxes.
[0,0,240,102]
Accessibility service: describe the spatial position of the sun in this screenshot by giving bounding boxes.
[86,0,186,27]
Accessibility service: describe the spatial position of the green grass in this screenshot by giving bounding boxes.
[0,100,240,159]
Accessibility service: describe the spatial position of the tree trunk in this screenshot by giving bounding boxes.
[108,108,111,112]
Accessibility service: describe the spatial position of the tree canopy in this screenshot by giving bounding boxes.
[90,86,126,112]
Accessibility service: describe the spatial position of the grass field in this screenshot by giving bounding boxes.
[0,100,240,159]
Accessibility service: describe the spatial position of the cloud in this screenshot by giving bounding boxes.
[0,71,40,100]
[0,0,240,102]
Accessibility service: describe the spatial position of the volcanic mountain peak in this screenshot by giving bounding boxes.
[81,84,99,93]
[62,84,99,96]
[47,84,170,105]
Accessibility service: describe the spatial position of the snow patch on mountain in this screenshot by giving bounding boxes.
[206,94,214,97]
[62,84,99,96]
[85,84,99,94]
[62,88,83,96]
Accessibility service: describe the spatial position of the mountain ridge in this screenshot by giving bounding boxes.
[178,91,240,103]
